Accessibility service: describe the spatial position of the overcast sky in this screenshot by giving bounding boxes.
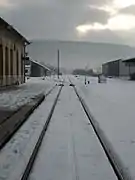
[1,0,135,45]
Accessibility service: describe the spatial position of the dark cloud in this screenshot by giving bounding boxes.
[77,7,110,24]
[1,0,135,69]
[1,0,110,40]
[1,6,77,40]
[1,0,135,46]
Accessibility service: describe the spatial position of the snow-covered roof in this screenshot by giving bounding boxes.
[102,59,122,66]
[123,57,135,63]
[0,17,29,44]
[29,59,51,71]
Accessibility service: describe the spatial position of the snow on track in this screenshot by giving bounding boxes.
[29,85,116,180]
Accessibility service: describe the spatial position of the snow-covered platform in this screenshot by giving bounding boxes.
[0,77,56,110]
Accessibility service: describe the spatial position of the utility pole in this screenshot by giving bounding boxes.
[57,49,60,79]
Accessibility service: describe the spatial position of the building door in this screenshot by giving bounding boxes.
[21,53,24,83]
[10,49,13,84]
[16,50,19,78]
[0,45,3,85]
[5,47,9,85]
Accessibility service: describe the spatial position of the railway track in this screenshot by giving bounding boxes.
[19,82,118,180]
[70,80,132,180]
[20,80,131,180]
[21,85,63,180]
[0,78,132,180]
[0,85,56,151]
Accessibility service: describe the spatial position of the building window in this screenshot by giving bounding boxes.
[10,49,13,76]
[5,47,9,76]
[0,45,3,80]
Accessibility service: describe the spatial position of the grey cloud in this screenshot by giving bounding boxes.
[1,6,77,40]
[2,0,134,46]
[10,0,110,7]
[1,0,110,40]
[78,29,125,44]
[78,8,110,24]
[119,5,135,15]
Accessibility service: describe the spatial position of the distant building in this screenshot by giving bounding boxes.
[0,17,29,87]
[123,58,135,75]
[102,59,120,77]
[102,59,135,77]
[25,59,50,77]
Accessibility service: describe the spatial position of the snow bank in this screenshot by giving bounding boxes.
[71,75,135,178]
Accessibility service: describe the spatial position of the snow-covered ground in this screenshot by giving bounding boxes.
[29,85,116,180]
[0,77,57,110]
[71,75,135,178]
[0,81,117,180]
[1,75,135,179]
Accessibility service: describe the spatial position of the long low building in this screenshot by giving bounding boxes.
[25,59,51,77]
[0,17,29,87]
[102,59,135,77]
[123,57,135,72]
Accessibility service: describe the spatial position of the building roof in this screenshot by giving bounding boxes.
[102,59,121,66]
[123,58,135,64]
[30,59,51,71]
[0,17,30,44]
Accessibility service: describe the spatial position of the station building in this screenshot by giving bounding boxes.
[0,17,29,87]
